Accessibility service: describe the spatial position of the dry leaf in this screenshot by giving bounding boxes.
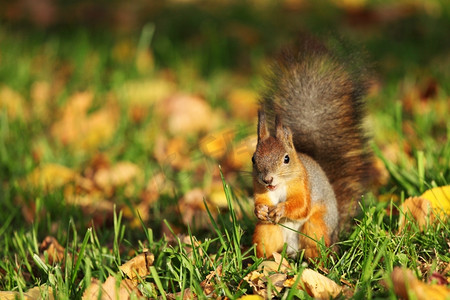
[26,164,77,191]
[0,85,27,120]
[284,269,343,299]
[238,296,264,300]
[160,94,213,135]
[398,197,433,232]
[0,285,54,300]
[178,188,214,229]
[39,236,66,265]
[227,89,259,119]
[82,277,143,300]
[200,130,235,160]
[51,92,119,152]
[224,135,257,170]
[30,81,52,121]
[243,270,266,297]
[166,288,195,300]
[119,251,154,281]
[94,161,143,197]
[391,267,450,300]
[154,136,191,169]
[200,265,222,296]
[421,186,450,217]
[398,185,450,233]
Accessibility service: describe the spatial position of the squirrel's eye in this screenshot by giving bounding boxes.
[284,154,290,164]
[252,154,255,164]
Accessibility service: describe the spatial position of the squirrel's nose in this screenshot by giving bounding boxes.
[262,176,273,185]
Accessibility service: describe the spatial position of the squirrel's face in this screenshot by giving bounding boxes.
[252,136,298,191]
[253,110,299,191]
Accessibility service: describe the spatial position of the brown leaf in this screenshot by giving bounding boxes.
[119,250,154,281]
[200,265,223,296]
[166,288,196,300]
[94,161,143,197]
[398,197,434,232]
[0,285,54,300]
[82,277,143,300]
[160,94,213,135]
[51,92,119,152]
[39,236,66,265]
[284,269,343,299]
[391,267,450,300]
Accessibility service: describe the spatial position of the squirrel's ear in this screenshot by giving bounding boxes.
[257,110,269,141]
[275,115,294,148]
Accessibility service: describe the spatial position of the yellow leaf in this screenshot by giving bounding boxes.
[82,277,143,300]
[119,251,154,281]
[228,88,258,119]
[26,164,77,190]
[398,197,433,232]
[285,269,343,299]
[421,185,450,217]
[391,267,450,300]
[239,296,264,300]
[0,85,27,120]
[0,285,54,300]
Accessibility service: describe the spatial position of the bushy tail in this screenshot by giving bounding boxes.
[262,37,372,229]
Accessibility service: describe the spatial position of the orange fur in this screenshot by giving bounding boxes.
[283,177,311,220]
[253,223,285,258]
[299,204,330,260]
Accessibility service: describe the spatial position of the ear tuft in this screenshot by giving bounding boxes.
[257,109,270,141]
[275,115,294,148]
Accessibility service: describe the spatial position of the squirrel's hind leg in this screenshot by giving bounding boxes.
[253,223,284,258]
[299,205,331,260]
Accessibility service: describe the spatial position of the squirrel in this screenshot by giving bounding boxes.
[252,37,372,259]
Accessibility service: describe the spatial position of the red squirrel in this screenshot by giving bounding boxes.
[252,38,372,259]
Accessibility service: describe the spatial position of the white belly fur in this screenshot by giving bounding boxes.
[267,185,305,256]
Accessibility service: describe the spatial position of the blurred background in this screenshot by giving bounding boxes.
[0,0,449,241]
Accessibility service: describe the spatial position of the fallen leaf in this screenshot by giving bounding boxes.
[178,188,214,229]
[30,81,52,122]
[0,285,55,300]
[227,88,259,119]
[119,250,154,281]
[398,185,450,233]
[51,92,119,152]
[26,164,77,191]
[398,197,433,232]
[166,288,195,300]
[82,277,143,300]
[421,186,450,217]
[391,267,450,300]
[94,161,143,197]
[224,135,257,170]
[160,94,213,135]
[284,269,343,299]
[238,296,264,300]
[199,130,235,160]
[0,85,27,120]
[200,265,222,296]
[39,236,66,265]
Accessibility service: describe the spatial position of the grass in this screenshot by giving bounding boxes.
[0,0,449,299]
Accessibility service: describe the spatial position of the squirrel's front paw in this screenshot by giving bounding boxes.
[269,203,285,223]
[255,204,270,221]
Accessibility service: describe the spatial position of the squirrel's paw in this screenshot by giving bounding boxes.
[255,204,270,221]
[269,203,285,223]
